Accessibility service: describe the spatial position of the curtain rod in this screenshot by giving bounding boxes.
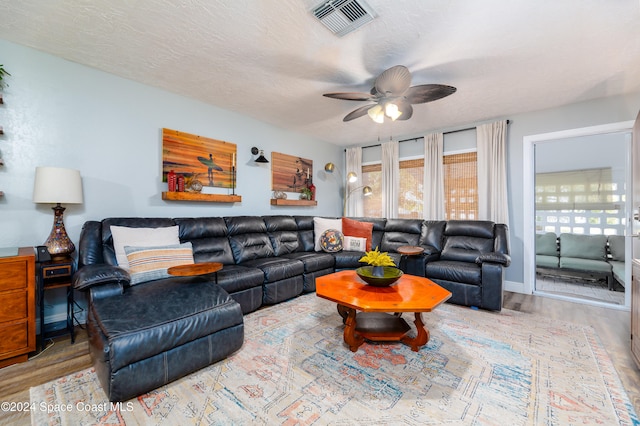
[354,119,510,150]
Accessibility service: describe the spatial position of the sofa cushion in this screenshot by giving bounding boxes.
[536,254,559,269]
[264,216,300,256]
[426,260,482,285]
[342,217,374,251]
[111,225,180,269]
[175,217,235,265]
[440,236,493,263]
[282,251,335,272]
[240,258,304,283]
[559,257,612,273]
[124,242,194,285]
[608,235,625,261]
[313,217,342,251]
[333,251,367,269]
[535,232,558,256]
[215,264,265,293]
[294,216,316,252]
[559,234,607,260]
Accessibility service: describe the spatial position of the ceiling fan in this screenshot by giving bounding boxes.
[323,65,456,123]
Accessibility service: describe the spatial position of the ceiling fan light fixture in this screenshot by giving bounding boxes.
[385,102,402,121]
[367,104,384,123]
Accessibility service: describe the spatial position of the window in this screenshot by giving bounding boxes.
[399,159,424,219]
[362,163,381,217]
[534,167,625,236]
[362,153,479,219]
[443,152,477,220]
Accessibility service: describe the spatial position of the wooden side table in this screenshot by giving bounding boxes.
[167,262,223,283]
[397,245,425,276]
[37,256,75,351]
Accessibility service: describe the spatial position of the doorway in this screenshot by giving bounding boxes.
[523,122,634,309]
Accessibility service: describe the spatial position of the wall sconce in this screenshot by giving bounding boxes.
[324,162,372,216]
[32,166,84,258]
[251,147,269,163]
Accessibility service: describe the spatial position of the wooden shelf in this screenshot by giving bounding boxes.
[270,199,317,206]
[162,192,241,203]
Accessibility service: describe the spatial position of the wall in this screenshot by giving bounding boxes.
[505,93,640,288]
[0,39,344,322]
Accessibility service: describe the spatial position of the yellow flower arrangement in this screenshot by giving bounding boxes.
[358,247,396,267]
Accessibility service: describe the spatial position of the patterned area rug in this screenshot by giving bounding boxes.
[31,293,638,425]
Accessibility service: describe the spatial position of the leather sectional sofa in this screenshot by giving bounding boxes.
[73,215,510,401]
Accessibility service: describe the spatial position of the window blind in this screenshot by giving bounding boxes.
[535,167,619,210]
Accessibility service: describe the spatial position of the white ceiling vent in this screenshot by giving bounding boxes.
[312,0,377,37]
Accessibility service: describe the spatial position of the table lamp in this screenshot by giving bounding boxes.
[32,167,84,259]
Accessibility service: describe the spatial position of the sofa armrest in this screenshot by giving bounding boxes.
[73,264,130,292]
[475,252,511,267]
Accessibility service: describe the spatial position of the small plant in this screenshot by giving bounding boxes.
[300,187,312,200]
[359,247,396,267]
[0,64,10,90]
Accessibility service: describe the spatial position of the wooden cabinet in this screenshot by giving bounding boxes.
[632,260,640,369]
[0,247,36,368]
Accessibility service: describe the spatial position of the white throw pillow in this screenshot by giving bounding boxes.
[110,225,180,269]
[343,236,367,252]
[313,217,342,251]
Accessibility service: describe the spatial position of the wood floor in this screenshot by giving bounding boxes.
[1,292,639,425]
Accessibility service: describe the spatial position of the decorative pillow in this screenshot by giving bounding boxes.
[111,225,180,269]
[124,242,194,285]
[320,229,344,253]
[343,236,367,252]
[342,217,374,251]
[313,217,342,251]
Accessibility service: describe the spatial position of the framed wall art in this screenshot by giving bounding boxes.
[162,128,236,190]
[271,152,313,193]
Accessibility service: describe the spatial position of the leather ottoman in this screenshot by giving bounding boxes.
[87,277,244,402]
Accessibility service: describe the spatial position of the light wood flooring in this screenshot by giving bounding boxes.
[1,292,639,425]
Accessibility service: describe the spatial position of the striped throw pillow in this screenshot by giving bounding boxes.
[124,242,194,285]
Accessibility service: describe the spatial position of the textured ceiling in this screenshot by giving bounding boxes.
[0,0,639,146]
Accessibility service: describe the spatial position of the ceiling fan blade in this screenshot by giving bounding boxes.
[374,65,411,96]
[323,92,376,101]
[395,102,413,121]
[343,104,376,122]
[404,84,457,104]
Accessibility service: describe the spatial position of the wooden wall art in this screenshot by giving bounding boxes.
[271,152,313,193]
[162,128,236,190]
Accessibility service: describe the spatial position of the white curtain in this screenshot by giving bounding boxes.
[477,120,509,225]
[423,133,445,219]
[344,146,362,217]
[381,140,399,218]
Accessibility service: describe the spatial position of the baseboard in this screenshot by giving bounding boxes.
[505,280,528,294]
[39,310,87,334]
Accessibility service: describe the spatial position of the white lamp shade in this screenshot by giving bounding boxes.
[33,167,84,204]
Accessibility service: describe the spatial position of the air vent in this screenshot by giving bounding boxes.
[312,0,377,37]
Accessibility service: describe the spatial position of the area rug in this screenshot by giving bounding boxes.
[31,293,638,425]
